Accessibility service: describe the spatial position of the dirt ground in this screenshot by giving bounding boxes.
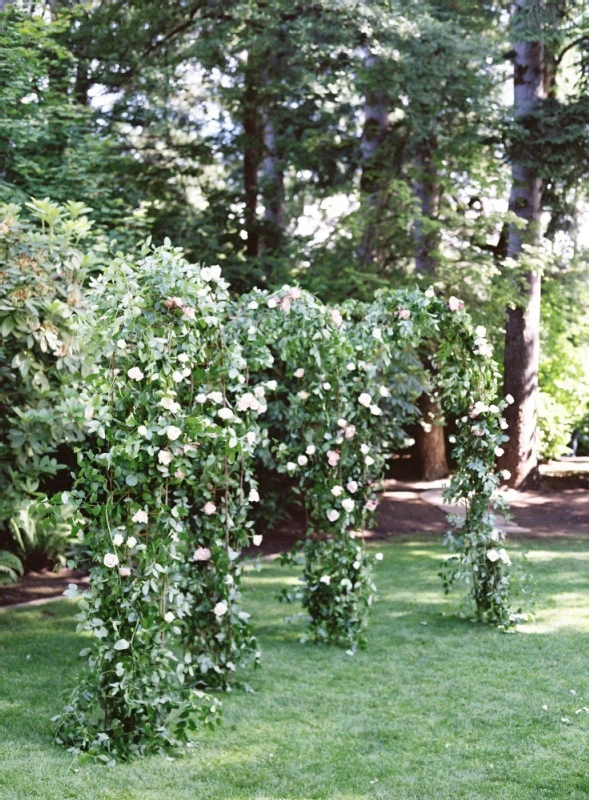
[2,468,588,608]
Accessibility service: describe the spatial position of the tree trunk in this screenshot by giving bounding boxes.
[413,140,440,275]
[260,110,284,253]
[501,1,545,490]
[243,57,261,258]
[358,52,388,266]
[412,138,449,479]
[415,392,449,481]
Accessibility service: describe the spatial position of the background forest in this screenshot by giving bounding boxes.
[1,0,589,477]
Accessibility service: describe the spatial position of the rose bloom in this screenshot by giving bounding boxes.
[137,425,148,437]
[473,427,485,437]
[486,548,500,563]
[267,298,277,308]
[319,575,331,585]
[297,390,310,400]
[160,397,181,413]
[203,502,216,515]
[167,425,182,441]
[127,537,137,548]
[195,393,207,404]
[127,366,144,381]
[370,405,382,416]
[298,455,308,466]
[379,386,390,397]
[344,425,356,439]
[342,498,355,513]
[266,380,277,390]
[172,370,184,383]
[248,488,260,502]
[254,385,265,398]
[112,533,124,547]
[165,296,184,309]
[306,444,316,455]
[286,462,296,471]
[217,407,234,420]
[103,553,119,568]
[448,296,464,311]
[330,309,343,327]
[469,401,488,418]
[358,392,372,407]
[347,480,358,493]
[193,546,211,561]
[174,469,185,479]
[84,406,94,421]
[182,305,196,320]
[500,469,511,480]
[365,455,375,466]
[506,394,514,404]
[326,509,340,522]
[360,443,370,455]
[365,499,378,512]
[214,601,228,617]
[322,382,331,390]
[207,391,224,404]
[248,300,259,310]
[331,485,343,497]
[132,509,148,524]
[158,449,173,465]
[372,328,383,341]
[252,534,263,546]
[494,446,505,457]
[375,552,384,561]
[119,566,131,577]
[398,308,411,320]
[337,418,347,428]
[177,353,190,364]
[326,450,340,467]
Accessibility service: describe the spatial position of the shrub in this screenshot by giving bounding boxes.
[0,199,99,577]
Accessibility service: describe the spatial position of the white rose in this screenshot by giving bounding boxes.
[494,446,504,457]
[84,406,94,421]
[370,405,382,416]
[207,391,224,404]
[127,537,137,548]
[167,425,182,441]
[372,328,383,341]
[214,601,228,617]
[132,509,148,524]
[218,407,234,420]
[306,444,316,455]
[177,353,190,363]
[196,393,207,404]
[248,488,260,503]
[346,362,356,371]
[330,309,343,327]
[506,394,514,404]
[298,455,308,466]
[358,393,372,407]
[294,368,305,378]
[254,385,265,398]
[360,444,370,455]
[337,418,347,428]
[127,366,144,381]
[248,326,257,335]
[164,612,175,623]
[379,386,390,397]
[267,298,277,308]
[353,560,360,569]
[103,553,119,568]
[326,509,340,522]
[365,455,375,466]
[248,300,259,310]
[346,481,358,493]
[158,449,173,465]
[500,469,511,480]
[297,391,309,400]
[172,370,184,383]
[475,325,487,338]
[252,534,263,547]
[498,548,511,565]
[375,552,383,561]
[203,502,216,515]
[342,498,355,513]
[319,575,331,585]
[286,462,296,471]
[486,548,500,562]
[331,485,343,497]
[112,533,124,547]
[193,546,211,561]
[322,382,331,390]
[119,567,131,577]
[266,380,277,390]
[117,339,127,349]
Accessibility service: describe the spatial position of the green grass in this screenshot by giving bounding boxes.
[3,537,589,799]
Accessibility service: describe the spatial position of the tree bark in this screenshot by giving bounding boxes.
[413,139,440,275]
[415,391,449,481]
[243,56,261,258]
[501,1,545,490]
[260,109,284,253]
[358,53,388,266]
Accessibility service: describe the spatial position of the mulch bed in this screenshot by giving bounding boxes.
[2,472,588,608]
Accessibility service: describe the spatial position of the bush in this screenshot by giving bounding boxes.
[0,199,101,577]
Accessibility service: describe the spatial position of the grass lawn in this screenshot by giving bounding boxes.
[2,537,589,800]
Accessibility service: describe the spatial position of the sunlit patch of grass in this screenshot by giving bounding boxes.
[3,537,589,799]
